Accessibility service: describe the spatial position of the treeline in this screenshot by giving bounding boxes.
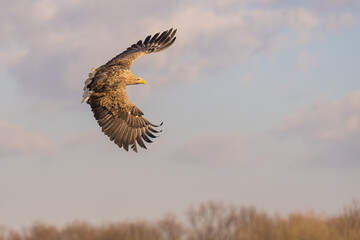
[1,201,359,240]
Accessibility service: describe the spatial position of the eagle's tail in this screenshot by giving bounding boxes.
[81,67,96,103]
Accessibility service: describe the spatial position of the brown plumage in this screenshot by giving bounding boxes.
[82,28,177,152]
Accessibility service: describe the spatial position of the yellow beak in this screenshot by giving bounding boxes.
[141,79,146,85]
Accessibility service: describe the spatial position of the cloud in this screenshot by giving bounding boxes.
[327,13,358,30]
[318,0,359,9]
[278,91,360,165]
[0,119,55,156]
[296,51,318,72]
[172,131,261,165]
[62,130,105,149]
[32,0,58,23]
[175,91,360,167]
[146,6,320,56]
[0,44,29,66]
[0,0,358,104]
[142,4,357,84]
[280,91,360,142]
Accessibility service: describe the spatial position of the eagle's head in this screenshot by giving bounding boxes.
[127,75,146,85]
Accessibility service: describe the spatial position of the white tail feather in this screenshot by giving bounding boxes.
[81,67,96,103]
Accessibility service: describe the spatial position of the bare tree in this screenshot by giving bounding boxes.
[187,201,241,240]
[1,200,359,240]
[157,214,184,240]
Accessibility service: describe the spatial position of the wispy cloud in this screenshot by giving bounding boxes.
[139,3,357,85]
[32,0,58,23]
[0,119,55,156]
[296,51,318,72]
[326,12,358,30]
[278,91,360,165]
[1,0,358,104]
[62,129,105,149]
[279,91,360,142]
[172,131,263,165]
[0,44,29,66]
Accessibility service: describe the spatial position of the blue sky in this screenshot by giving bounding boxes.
[1,0,359,229]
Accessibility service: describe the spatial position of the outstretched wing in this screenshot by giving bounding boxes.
[89,90,162,152]
[106,28,177,69]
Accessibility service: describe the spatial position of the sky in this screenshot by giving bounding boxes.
[1,0,360,229]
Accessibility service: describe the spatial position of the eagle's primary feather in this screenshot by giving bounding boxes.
[82,28,176,152]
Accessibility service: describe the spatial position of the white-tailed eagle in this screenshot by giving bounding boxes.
[82,28,177,152]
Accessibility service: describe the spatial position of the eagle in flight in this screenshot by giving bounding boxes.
[82,28,177,152]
